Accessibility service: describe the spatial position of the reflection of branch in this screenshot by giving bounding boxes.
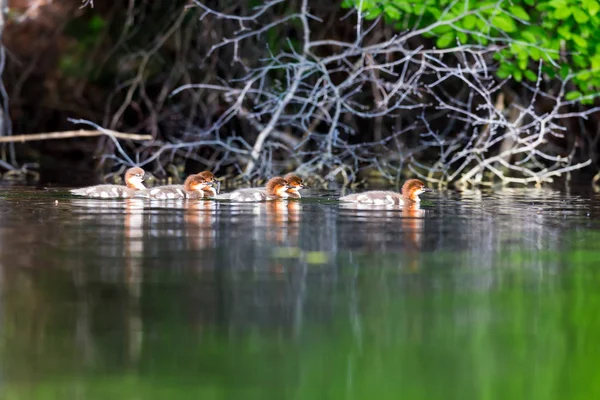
[0,130,152,143]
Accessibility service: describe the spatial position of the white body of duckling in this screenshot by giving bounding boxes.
[70,167,146,198]
[339,179,431,205]
[135,172,213,200]
[215,177,290,202]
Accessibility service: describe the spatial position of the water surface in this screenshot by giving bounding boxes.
[1,186,600,399]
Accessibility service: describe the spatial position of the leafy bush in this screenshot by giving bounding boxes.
[342,0,600,101]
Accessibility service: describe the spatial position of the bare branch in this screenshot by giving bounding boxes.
[0,130,153,143]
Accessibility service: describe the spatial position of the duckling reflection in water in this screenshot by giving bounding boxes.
[184,200,217,251]
[266,200,301,245]
[339,201,426,271]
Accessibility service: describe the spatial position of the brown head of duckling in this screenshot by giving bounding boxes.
[266,177,290,198]
[284,174,306,197]
[125,167,146,189]
[184,173,209,194]
[401,179,431,202]
[197,171,218,196]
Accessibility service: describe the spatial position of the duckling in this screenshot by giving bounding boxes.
[215,177,290,202]
[284,174,306,199]
[339,179,431,205]
[70,167,146,198]
[135,173,211,200]
[197,171,219,197]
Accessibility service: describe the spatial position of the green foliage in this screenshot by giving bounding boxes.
[342,0,600,99]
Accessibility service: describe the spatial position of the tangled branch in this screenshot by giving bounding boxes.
[153,0,596,186]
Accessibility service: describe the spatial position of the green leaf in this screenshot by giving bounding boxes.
[553,7,572,19]
[549,0,568,9]
[578,71,592,81]
[383,5,401,20]
[514,69,523,81]
[587,0,600,15]
[591,54,600,70]
[432,24,453,34]
[497,63,513,79]
[491,14,517,32]
[529,46,541,60]
[497,70,511,79]
[518,48,529,61]
[357,0,374,12]
[521,31,538,43]
[518,57,529,70]
[565,90,582,100]
[557,25,572,39]
[509,6,530,21]
[479,1,502,12]
[524,0,534,5]
[510,42,528,59]
[364,10,381,20]
[463,14,477,29]
[572,35,588,49]
[524,70,538,81]
[536,3,550,11]
[573,8,590,23]
[581,26,591,38]
[427,6,441,19]
[475,17,489,31]
[573,54,588,67]
[457,31,468,43]
[436,31,455,48]
[559,64,570,79]
[476,35,489,45]
[394,1,412,12]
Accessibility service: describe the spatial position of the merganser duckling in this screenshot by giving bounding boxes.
[197,171,219,197]
[215,177,290,202]
[339,179,431,205]
[135,173,211,200]
[70,167,146,198]
[284,174,306,198]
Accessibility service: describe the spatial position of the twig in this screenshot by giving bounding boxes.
[0,130,152,143]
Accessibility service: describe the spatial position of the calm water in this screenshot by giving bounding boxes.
[1,185,600,399]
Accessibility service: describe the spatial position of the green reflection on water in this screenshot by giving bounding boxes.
[3,244,600,400]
